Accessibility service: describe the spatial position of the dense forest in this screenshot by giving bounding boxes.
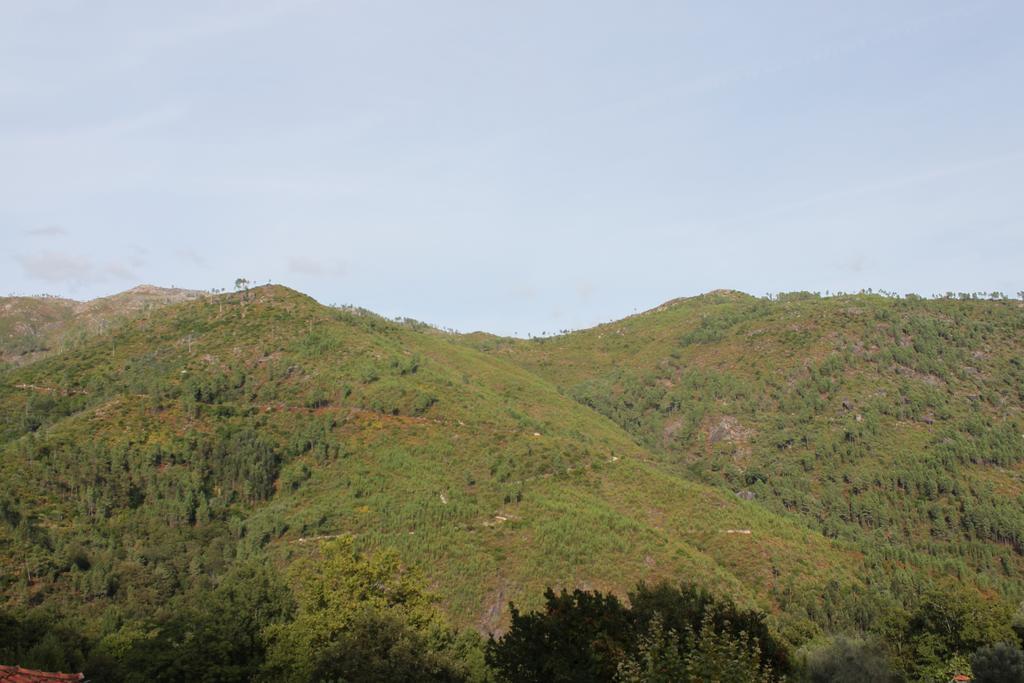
[1,285,1023,681]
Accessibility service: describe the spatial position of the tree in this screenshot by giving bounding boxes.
[681,613,772,683]
[487,582,788,682]
[0,608,89,674]
[882,585,1016,680]
[1012,601,1024,646]
[234,278,249,291]
[260,537,471,682]
[972,643,1024,683]
[615,612,773,683]
[486,588,633,682]
[629,582,789,676]
[308,609,470,683]
[616,613,685,683]
[801,636,898,683]
[93,559,295,682]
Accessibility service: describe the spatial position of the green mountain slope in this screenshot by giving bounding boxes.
[469,290,1024,612]
[0,285,206,368]
[0,286,865,647]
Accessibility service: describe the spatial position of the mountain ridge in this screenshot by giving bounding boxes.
[1,285,870,643]
[1,283,1021,677]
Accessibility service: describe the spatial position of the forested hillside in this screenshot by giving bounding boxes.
[474,291,1024,621]
[1,286,1022,681]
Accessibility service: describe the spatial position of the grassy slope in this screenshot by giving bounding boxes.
[0,286,861,644]
[469,291,1024,609]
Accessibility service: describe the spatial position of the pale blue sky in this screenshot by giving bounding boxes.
[2,1,1022,335]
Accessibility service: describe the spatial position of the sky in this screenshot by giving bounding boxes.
[2,1,1022,336]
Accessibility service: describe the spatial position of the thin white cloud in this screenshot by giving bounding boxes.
[16,251,138,290]
[16,252,97,287]
[24,225,67,237]
[176,248,207,266]
[287,256,347,277]
[106,263,140,281]
[837,253,868,274]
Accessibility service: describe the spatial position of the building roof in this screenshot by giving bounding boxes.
[0,666,85,682]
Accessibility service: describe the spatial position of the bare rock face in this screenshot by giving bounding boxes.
[708,416,752,445]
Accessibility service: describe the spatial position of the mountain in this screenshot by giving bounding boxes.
[467,290,1024,608]
[0,285,206,368]
[1,285,1022,678]
[0,286,867,639]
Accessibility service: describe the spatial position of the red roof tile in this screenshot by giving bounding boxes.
[0,666,85,682]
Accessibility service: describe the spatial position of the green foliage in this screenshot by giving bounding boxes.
[881,584,1017,680]
[628,582,788,674]
[678,301,769,346]
[801,636,898,683]
[0,557,294,682]
[0,609,90,674]
[617,612,773,683]
[487,581,785,682]
[96,559,295,682]
[615,614,686,683]
[486,587,632,682]
[971,642,1024,683]
[305,610,472,683]
[261,537,475,682]
[680,613,773,683]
